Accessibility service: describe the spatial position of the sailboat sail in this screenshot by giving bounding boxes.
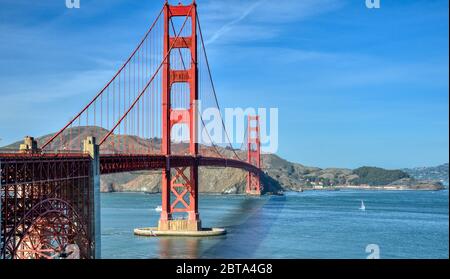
[360,200,366,211]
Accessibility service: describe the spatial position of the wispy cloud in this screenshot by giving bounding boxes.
[205,0,265,45]
[200,0,344,45]
[0,69,115,103]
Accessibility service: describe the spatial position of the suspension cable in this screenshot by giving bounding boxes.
[196,11,243,161]
[168,16,224,159]
[99,5,194,146]
[42,6,165,150]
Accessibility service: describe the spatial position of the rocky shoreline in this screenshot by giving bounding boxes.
[297,184,446,192]
[100,172,446,194]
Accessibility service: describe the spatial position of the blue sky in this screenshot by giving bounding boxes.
[0,0,448,169]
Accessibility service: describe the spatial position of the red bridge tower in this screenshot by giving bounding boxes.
[159,2,201,231]
[246,115,262,195]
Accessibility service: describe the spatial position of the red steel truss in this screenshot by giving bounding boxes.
[0,154,94,259]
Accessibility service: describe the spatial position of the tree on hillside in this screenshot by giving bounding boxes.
[353,167,410,186]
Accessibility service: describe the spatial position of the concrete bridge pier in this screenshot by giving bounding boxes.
[83,137,101,259]
[19,136,39,153]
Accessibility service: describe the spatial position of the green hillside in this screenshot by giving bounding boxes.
[352,167,410,186]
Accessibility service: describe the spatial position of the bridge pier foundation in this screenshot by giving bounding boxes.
[158,219,202,232]
[247,189,262,196]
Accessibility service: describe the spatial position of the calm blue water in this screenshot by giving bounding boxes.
[101,190,449,259]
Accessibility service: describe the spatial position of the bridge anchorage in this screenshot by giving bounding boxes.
[1,0,265,257]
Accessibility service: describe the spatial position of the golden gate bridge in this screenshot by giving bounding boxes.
[0,1,263,259]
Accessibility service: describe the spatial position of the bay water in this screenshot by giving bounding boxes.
[101,190,449,259]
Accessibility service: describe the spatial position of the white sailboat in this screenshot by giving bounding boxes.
[359,200,366,211]
[155,205,162,212]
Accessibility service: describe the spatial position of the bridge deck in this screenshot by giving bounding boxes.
[100,154,261,175]
[0,153,261,178]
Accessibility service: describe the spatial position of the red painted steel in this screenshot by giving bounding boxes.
[246,116,262,194]
[160,2,199,227]
[0,154,94,259]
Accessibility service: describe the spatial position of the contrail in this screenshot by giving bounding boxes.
[206,0,265,45]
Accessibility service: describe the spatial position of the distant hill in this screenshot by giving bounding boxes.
[352,167,410,186]
[1,127,445,193]
[403,164,449,187]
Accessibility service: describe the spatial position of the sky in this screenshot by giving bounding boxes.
[0,0,448,169]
